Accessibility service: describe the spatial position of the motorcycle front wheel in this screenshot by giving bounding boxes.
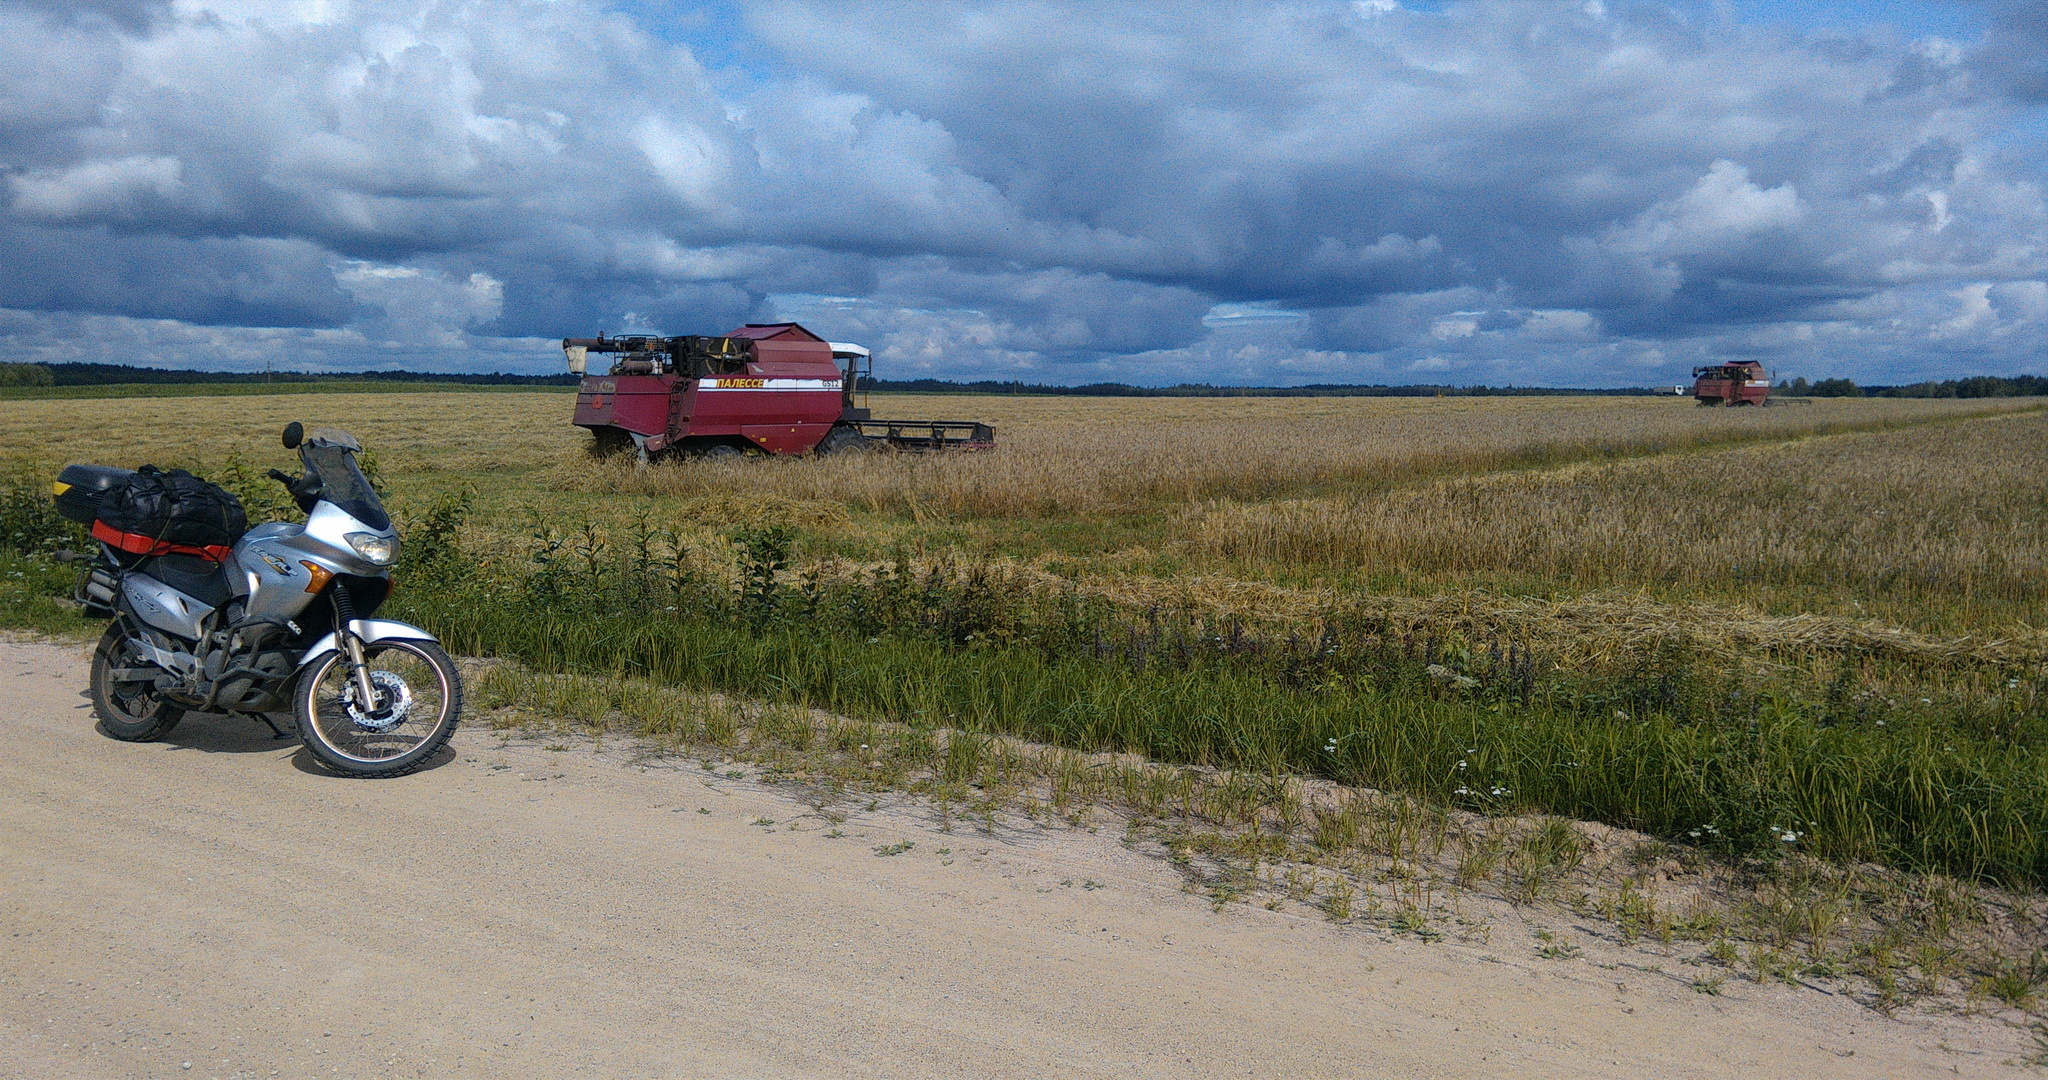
[294,639,461,778]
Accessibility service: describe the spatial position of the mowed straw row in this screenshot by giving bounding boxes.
[557,394,2041,518]
[796,556,2048,678]
[1182,410,2048,631]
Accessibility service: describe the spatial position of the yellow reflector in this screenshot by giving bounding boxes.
[52,481,72,497]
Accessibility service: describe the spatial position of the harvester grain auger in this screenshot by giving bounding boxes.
[562,322,995,459]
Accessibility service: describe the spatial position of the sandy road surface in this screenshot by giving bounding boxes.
[0,639,2031,1079]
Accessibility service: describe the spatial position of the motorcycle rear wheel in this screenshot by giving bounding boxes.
[89,623,185,741]
[294,639,461,778]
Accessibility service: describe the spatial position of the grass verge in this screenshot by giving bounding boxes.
[468,659,2048,1015]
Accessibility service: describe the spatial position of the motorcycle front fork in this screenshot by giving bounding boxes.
[343,632,380,708]
[329,585,383,710]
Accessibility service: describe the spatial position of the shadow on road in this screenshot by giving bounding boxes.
[142,712,299,755]
[84,706,458,777]
[287,742,458,778]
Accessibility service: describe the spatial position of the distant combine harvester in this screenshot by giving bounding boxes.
[1689,360,1772,407]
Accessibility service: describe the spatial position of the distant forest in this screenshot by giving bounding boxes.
[1776,375,2048,398]
[862,379,1659,397]
[2,361,2045,399]
[0,362,577,388]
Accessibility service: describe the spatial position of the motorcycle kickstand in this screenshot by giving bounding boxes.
[255,714,294,740]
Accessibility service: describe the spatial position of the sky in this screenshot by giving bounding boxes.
[1,1,2044,386]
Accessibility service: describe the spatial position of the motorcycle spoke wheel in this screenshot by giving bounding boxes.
[296,640,461,778]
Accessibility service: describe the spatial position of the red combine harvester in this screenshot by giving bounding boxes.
[1690,360,1772,406]
[561,322,994,458]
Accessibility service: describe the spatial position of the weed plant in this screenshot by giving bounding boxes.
[0,467,91,636]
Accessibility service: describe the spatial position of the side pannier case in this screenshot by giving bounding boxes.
[53,464,138,525]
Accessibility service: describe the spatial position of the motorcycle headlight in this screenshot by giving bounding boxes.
[345,532,398,566]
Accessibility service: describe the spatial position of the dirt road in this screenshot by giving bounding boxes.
[0,638,2030,1079]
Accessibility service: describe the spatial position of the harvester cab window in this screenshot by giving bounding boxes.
[831,343,872,401]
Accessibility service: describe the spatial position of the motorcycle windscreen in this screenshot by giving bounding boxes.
[301,445,390,530]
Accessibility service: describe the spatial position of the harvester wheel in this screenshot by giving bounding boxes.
[815,425,873,455]
[699,444,744,461]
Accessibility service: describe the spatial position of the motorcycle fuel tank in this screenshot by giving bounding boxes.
[236,522,334,625]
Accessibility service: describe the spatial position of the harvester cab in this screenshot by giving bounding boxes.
[830,342,873,422]
[562,322,993,459]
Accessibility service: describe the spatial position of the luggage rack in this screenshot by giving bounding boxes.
[851,419,996,452]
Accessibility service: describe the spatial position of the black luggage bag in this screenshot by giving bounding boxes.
[89,465,248,563]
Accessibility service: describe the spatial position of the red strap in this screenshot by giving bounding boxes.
[92,520,232,563]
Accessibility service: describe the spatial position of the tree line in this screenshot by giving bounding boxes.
[1776,374,2048,399]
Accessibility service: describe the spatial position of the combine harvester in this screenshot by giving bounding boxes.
[1689,360,1772,407]
[561,322,995,459]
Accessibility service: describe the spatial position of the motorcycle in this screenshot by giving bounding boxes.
[58,422,461,777]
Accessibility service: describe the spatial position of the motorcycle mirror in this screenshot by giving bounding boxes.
[281,421,303,450]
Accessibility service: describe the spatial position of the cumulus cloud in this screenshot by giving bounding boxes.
[0,0,2042,382]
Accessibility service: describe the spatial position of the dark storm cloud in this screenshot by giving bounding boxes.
[0,224,360,327]
[9,0,167,31]
[0,0,2041,381]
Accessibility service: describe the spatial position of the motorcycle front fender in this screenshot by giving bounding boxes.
[295,619,442,672]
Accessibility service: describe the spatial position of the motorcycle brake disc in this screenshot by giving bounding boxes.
[341,670,413,733]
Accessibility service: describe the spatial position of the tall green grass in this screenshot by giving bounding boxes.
[389,514,2048,888]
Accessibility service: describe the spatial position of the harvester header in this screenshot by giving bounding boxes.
[562,321,994,458]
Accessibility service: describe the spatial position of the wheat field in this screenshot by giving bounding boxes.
[3,388,2039,630]
[1184,409,2048,630]
[561,393,2040,518]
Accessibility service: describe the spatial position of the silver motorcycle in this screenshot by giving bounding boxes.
[63,422,461,777]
